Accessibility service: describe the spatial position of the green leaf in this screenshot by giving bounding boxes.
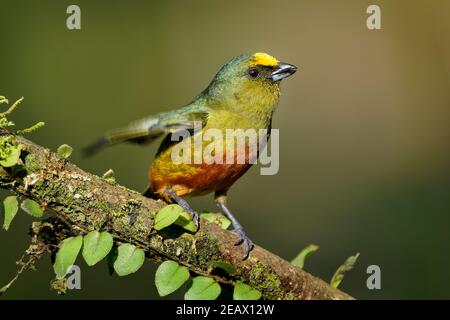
[57,144,73,158]
[330,253,360,288]
[200,213,231,230]
[184,276,221,300]
[20,198,44,217]
[0,144,22,167]
[2,196,18,231]
[291,244,320,269]
[155,260,190,297]
[174,211,197,232]
[0,96,23,117]
[233,282,261,300]
[113,243,145,276]
[102,169,116,183]
[154,204,183,230]
[82,231,113,266]
[17,121,45,134]
[0,96,8,105]
[53,236,83,278]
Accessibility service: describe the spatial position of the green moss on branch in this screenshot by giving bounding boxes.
[0,129,353,300]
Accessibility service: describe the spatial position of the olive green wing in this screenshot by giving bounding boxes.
[83,105,209,156]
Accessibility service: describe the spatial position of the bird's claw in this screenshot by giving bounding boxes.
[176,201,200,229]
[185,210,199,229]
[164,188,200,230]
[190,211,200,229]
[183,206,200,229]
[233,227,254,259]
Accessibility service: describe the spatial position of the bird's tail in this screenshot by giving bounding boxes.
[82,137,111,157]
[82,116,164,157]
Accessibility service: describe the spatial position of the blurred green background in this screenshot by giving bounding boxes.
[1,0,449,299]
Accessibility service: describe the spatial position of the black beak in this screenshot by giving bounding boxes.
[269,62,297,81]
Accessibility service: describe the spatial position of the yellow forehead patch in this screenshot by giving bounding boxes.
[249,52,279,67]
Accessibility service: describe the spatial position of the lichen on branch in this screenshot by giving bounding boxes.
[0,96,353,299]
[0,128,352,300]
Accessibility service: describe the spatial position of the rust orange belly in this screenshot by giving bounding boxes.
[149,139,256,198]
[150,161,252,197]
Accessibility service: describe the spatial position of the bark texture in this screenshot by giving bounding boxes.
[0,130,353,300]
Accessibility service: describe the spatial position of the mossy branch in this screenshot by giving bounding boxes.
[0,129,353,300]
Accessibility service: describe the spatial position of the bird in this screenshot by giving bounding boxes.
[84,52,297,258]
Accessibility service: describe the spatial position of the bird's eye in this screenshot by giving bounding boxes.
[248,68,259,78]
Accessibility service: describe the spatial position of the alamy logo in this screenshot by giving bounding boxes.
[366,265,381,290]
[170,122,279,175]
[67,265,81,290]
[367,5,381,30]
[66,5,81,30]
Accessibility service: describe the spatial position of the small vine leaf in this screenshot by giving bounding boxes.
[200,213,231,230]
[174,211,197,232]
[20,198,44,217]
[0,144,22,167]
[102,169,115,179]
[57,144,73,158]
[2,196,19,231]
[53,236,83,278]
[330,253,360,288]
[155,260,190,297]
[184,276,221,300]
[233,282,262,300]
[102,169,116,183]
[154,204,183,230]
[82,231,114,266]
[291,244,320,269]
[113,243,145,276]
[17,121,45,135]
